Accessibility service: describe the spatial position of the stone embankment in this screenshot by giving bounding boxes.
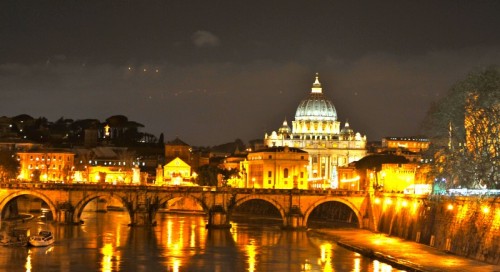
[311,228,500,272]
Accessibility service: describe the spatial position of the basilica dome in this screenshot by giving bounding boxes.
[294,75,337,121]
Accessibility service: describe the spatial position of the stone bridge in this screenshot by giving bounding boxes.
[0,183,381,230]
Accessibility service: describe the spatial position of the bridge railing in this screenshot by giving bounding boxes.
[0,182,369,196]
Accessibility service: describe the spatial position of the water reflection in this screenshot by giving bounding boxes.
[0,212,403,271]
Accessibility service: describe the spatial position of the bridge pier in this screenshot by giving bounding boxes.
[128,200,159,227]
[206,205,231,229]
[129,209,157,226]
[56,202,81,225]
[282,205,306,230]
[57,209,73,224]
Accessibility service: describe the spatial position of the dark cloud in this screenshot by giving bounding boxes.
[1,1,500,145]
[192,30,221,48]
[1,46,499,146]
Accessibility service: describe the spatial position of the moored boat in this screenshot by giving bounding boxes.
[0,228,30,247]
[28,230,54,247]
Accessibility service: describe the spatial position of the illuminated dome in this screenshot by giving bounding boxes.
[340,121,354,135]
[295,74,337,121]
[278,119,291,134]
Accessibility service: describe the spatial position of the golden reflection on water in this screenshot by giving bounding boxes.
[100,243,114,272]
[354,257,361,272]
[12,213,403,271]
[373,259,395,272]
[190,225,196,248]
[157,214,209,270]
[115,222,121,247]
[245,240,257,272]
[25,249,32,272]
[319,243,333,272]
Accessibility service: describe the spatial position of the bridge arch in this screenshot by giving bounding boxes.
[72,192,129,224]
[157,194,209,213]
[303,197,363,228]
[0,190,58,221]
[231,195,287,222]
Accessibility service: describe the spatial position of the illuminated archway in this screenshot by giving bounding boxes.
[303,198,362,228]
[72,193,129,224]
[231,195,287,222]
[0,191,57,221]
[158,195,209,214]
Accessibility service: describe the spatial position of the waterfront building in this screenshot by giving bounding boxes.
[85,165,141,184]
[240,146,309,189]
[363,162,431,194]
[17,149,74,182]
[72,147,144,184]
[264,74,367,189]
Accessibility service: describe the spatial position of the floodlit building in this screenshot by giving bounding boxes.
[86,165,141,184]
[336,166,361,191]
[160,157,196,186]
[17,149,75,182]
[365,163,432,194]
[240,146,309,189]
[264,74,367,189]
[71,147,145,184]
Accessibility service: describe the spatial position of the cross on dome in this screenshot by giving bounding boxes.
[311,73,322,93]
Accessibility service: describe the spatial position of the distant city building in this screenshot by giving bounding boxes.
[264,74,367,189]
[165,137,192,165]
[381,137,430,153]
[239,146,309,189]
[0,139,42,151]
[221,154,247,172]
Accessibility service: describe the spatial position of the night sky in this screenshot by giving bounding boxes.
[1,1,500,146]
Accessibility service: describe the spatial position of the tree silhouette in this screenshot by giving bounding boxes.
[423,67,500,189]
[0,151,20,182]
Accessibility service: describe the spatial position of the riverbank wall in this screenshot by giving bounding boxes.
[373,193,500,265]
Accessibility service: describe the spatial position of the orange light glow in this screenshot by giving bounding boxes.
[447,204,454,211]
[482,206,490,214]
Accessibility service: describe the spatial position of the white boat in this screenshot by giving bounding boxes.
[28,231,54,247]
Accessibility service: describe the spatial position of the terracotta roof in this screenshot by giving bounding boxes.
[166,137,190,146]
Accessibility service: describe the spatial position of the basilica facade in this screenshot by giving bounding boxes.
[264,74,367,189]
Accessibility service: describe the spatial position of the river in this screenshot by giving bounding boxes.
[0,211,403,272]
